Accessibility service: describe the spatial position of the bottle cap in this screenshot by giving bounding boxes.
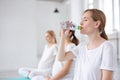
[78,26,82,30]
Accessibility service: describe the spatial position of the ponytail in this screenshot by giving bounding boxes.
[100,31,108,40]
[71,34,79,46]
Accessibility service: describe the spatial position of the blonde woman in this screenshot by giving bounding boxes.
[18,30,57,80]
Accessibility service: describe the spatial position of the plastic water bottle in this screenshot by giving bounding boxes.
[60,21,82,30]
[70,24,81,30]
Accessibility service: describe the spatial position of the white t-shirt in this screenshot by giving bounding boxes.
[71,41,115,80]
[52,43,76,80]
[38,44,58,76]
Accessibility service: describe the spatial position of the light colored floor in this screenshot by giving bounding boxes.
[0,61,120,80]
[0,70,20,78]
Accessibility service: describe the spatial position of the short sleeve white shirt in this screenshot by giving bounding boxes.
[71,41,115,80]
[38,44,58,75]
[52,43,76,80]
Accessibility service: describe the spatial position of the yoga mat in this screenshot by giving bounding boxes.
[1,77,30,80]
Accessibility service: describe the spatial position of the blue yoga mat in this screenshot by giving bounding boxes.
[1,77,30,80]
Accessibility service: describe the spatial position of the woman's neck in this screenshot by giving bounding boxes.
[48,42,55,47]
[87,33,105,50]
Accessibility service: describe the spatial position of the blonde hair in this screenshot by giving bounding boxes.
[46,30,57,43]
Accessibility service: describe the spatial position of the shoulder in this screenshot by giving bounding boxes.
[102,41,113,48]
[77,41,87,48]
[65,43,76,51]
[101,41,114,54]
[51,44,57,47]
[70,41,87,52]
[52,44,58,49]
[68,43,76,47]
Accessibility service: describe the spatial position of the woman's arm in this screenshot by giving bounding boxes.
[102,70,113,80]
[58,30,75,61]
[49,60,73,80]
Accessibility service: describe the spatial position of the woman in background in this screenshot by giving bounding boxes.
[58,9,115,80]
[18,30,57,79]
[48,30,79,80]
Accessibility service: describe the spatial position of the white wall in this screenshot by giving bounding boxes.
[108,32,120,61]
[0,0,37,71]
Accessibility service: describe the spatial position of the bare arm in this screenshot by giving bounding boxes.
[49,60,73,80]
[102,70,113,80]
[57,30,75,61]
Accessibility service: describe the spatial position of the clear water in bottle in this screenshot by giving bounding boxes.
[60,21,81,30]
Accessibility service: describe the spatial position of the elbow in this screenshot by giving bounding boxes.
[62,69,69,75]
[64,70,69,75]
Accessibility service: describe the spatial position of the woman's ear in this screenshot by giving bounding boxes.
[95,20,101,28]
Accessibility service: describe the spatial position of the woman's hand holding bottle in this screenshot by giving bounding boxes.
[60,29,70,39]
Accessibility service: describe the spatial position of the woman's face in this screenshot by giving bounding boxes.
[80,11,98,35]
[45,33,53,43]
